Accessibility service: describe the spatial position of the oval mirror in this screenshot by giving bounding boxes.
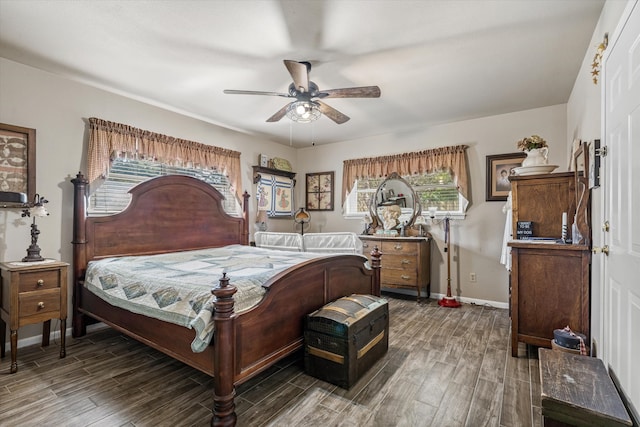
[369,172,421,232]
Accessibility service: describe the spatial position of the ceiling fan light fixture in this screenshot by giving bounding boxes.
[286,100,321,123]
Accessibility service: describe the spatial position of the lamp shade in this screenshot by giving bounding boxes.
[294,207,310,223]
[30,205,49,217]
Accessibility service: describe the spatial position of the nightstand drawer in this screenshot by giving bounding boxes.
[18,269,61,292]
[19,289,61,317]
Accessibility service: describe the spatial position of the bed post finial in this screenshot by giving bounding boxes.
[370,246,382,296]
[212,273,238,427]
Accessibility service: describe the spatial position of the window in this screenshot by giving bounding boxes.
[88,158,241,216]
[344,170,464,217]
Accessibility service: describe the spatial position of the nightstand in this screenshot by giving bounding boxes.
[0,260,68,373]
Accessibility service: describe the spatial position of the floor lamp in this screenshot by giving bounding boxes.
[428,208,461,308]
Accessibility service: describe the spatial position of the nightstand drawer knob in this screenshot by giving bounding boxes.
[37,301,45,309]
[394,244,403,250]
[37,279,45,286]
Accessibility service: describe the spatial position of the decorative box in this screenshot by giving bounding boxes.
[304,294,389,389]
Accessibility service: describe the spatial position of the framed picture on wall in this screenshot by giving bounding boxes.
[0,122,36,207]
[486,152,526,201]
[306,171,334,211]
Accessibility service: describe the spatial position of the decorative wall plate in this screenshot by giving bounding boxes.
[271,157,292,172]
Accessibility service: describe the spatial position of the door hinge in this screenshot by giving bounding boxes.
[596,145,608,157]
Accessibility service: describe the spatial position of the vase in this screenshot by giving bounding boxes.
[522,147,549,167]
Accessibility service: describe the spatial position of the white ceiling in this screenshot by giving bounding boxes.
[0,0,605,148]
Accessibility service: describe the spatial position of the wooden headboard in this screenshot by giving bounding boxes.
[72,172,249,281]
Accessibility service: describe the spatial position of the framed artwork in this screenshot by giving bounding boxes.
[573,141,587,174]
[0,123,36,207]
[486,152,526,201]
[256,173,294,218]
[305,171,334,211]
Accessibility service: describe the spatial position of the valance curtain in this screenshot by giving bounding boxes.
[87,117,242,200]
[341,145,470,205]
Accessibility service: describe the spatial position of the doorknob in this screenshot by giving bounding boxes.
[592,245,609,255]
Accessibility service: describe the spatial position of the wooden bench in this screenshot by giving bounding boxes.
[539,348,632,427]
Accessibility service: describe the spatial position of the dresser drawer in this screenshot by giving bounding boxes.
[382,254,418,269]
[19,289,61,317]
[380,241,417,255]
[18,269,61,293]
[382,268,418,285]
[360,239,381,254]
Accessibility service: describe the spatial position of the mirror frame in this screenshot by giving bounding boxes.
[369,172,421,230]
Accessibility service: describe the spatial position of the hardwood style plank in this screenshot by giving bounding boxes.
[0,295,545,427]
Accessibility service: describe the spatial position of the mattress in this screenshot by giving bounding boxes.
[84,245,325,352]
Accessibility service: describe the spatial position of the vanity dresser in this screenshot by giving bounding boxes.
[360,235,431,302]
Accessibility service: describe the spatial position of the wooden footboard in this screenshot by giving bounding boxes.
[212,250,381,427]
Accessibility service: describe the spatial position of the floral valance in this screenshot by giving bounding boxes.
[342,145,469,205]
[87,117,242,200]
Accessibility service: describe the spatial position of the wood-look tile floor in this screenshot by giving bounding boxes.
[0,295,541,427]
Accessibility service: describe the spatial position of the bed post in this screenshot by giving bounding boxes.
[370,246,382,296]
[211,273,237,427]
[241,191,250,245]
[71,172,88,337]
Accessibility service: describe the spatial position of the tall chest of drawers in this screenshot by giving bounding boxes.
[359,236,431,301]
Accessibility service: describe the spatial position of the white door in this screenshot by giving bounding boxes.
[602,0,640,416]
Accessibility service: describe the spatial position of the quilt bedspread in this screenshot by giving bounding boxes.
[84,245,325,352]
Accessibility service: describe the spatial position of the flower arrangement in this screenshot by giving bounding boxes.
[517,135,548,151]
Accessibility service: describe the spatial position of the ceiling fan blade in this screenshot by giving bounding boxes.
[319,86,381,99]
[317,101,350,124]
[284,60,309,92]
[224,89,291,98]
[266,103,292,122]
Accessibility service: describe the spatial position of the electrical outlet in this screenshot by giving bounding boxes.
[470,272,477,282]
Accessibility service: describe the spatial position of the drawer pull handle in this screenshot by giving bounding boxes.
[394,244,403,250]
[401,259,410,265]
[37,302,45,309]
[37,279,44,287]
[363,243,369,248]
[401,275,410,280]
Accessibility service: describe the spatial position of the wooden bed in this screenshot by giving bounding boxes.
[70,173,381,426]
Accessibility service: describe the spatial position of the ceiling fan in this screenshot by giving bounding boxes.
[224,60,381,124]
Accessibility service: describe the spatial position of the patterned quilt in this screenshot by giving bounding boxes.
[84,245,326,352]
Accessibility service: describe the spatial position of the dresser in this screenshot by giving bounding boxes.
[508,172,590,357]
[0,260,68,373]
[359,236,431,301]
